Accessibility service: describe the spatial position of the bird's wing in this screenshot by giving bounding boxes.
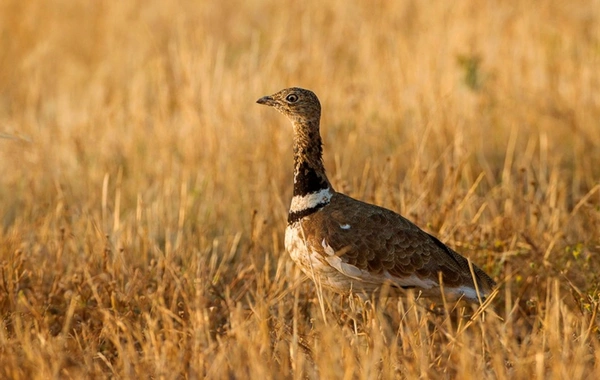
[301,193,493,291]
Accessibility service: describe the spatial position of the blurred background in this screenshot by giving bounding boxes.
[0,0,599,377]
[2,0,598,277]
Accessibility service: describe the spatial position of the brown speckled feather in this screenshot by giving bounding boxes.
[301,192,495,294]
[257,87,496,302]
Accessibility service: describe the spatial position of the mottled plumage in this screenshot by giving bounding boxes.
[257,87,495,302]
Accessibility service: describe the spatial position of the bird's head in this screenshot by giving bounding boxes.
[256,87,321,124]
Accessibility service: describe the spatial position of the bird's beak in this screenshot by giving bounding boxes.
[256,95,274,106]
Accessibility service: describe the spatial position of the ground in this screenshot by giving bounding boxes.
[0,1,599,378]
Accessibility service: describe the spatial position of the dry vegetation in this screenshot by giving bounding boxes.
[1,0,599,378]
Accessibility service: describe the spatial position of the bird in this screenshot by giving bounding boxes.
[257,87,496,302]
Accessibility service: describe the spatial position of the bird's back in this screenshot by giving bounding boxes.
[286,191,495,301]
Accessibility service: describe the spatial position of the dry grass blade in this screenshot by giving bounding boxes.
[0,0,599,378]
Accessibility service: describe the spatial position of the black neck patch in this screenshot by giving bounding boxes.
[293,161,329,197]
[288,202,328,224]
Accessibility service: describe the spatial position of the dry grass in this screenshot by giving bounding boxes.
[1,0,599,378]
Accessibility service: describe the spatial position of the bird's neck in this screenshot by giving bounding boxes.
[288,119,333,223]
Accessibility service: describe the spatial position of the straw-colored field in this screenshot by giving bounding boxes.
[1,0,599,378]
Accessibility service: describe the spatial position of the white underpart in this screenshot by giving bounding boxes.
[321,239,364,278]
[339,224,351,230]
[442,285,479,301]
[285,225,482,300]
[289,188,332,213]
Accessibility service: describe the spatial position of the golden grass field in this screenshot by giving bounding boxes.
[1,0,599,378]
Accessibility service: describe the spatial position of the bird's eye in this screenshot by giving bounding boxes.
[285,94,298,103]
